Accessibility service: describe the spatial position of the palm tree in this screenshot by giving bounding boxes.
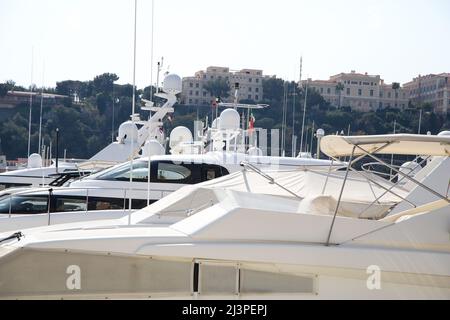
[335,83,345,108]
[392,82,400,108]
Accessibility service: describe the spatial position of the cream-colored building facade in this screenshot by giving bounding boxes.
[403,73,450,114]
[302,71,408,112]
[181,66,264,105]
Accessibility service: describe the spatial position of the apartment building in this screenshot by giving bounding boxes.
[302,71,408,112]
[181,66,264,106]
[403,73,450,114]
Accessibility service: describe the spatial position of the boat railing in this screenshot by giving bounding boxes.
[240,161,302,199]
[360,162,404,180]
[3,186,169,225]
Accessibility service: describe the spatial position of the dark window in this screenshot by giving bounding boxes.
[0,182,32,190]
[0,195,48,215]
[97,160,149,183]
[201,164,229,181]
[54,196,87,212]
[152,161,199,184]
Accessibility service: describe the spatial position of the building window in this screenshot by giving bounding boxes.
[256,79,259,83]
[358,89,362,96]
[327,88,331,94]
[255,95,259,100]
[248,87,252,92]
[320,88,324,94]
[189,83,193,88]
[189,90,193,95]
[195,91,199,96]
[370,90,374,97]
[255,88,259,93]
[249,78,252,83]
[189,99,192,104]
[346,88,350,95]
[195,83,199,88]
[203,91,207,97]
[248,95,252,100]
[388,92,391,98]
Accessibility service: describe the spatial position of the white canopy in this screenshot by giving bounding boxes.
[320,134,450,157]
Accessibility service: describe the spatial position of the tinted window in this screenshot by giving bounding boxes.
[0,195,48,215]
[0,182,32,191]
[156,162,192,182]
[202,164,229,181]
[54,196,87,212]
[97,161,149,182]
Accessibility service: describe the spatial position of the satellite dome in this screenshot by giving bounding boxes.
[211,117,221,129]
[169,126,193,149]
[118,121,138,143]
[247,147,263,156]
[142,140,165,157]
[437,131,450,136]
[219,109,240,130]
[163,74,182,95]
[28,153,42,168]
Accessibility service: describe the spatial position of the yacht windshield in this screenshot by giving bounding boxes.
[96,160,149,182]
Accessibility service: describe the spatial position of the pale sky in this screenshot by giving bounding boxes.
[1,0,449,88]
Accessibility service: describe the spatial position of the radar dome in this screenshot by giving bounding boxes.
[118,121,138,143]
[437,131,450,136]
[211,117,221,129]
[219,109,240,130]
[169,126,193,149]
[247,147,263,156]
[28,153,42,168]
[142,140,165,157]
[163,74,182,94]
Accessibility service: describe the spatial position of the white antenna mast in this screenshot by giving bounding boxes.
[27,46,34,158]
[300,60,308,154]
[128,0,138,224]
[147,0,155,207]
[149,0,155,103]
[38,60,45,155]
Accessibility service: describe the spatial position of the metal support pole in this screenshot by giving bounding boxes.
[326,147,355,246]
[55,128,59,173]
[47,188,53,226]
[354,144,450,203]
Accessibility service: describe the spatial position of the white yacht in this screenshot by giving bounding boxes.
[0,74,182,191]
[0,74,342,232]
[0,133,448,299]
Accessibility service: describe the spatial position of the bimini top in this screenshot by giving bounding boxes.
[320,134,450,157]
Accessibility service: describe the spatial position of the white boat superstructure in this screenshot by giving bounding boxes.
[0,133,448,299]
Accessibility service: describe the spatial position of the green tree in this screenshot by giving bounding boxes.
[203,79,230,101]
[262,77,284,101]
[392,82,400,108]
[93,73,119,95]
[335,82,345,108]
